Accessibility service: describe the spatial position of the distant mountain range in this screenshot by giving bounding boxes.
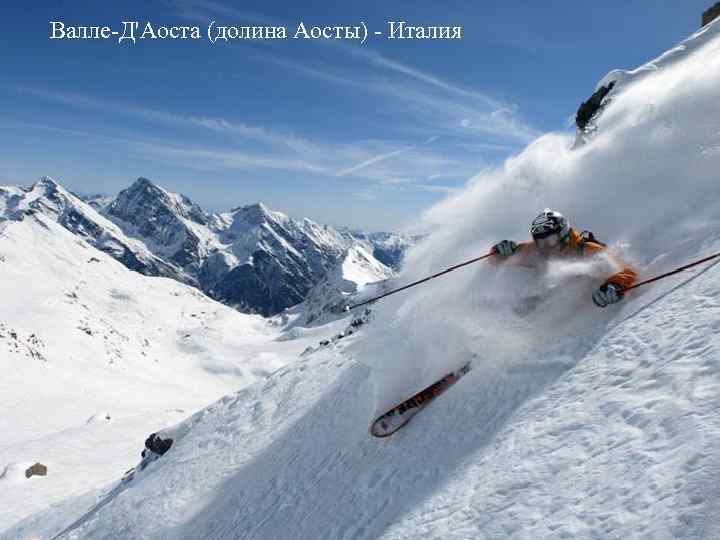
[0,177,417,316]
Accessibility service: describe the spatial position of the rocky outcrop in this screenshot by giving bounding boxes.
[576,81,616,131]
[703,3,720,27]
[143,433,173,457]
[25,463,47,478]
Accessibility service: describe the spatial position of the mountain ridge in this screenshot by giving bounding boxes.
[1,176,415,316]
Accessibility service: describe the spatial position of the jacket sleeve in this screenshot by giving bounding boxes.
[583,242,637,290]
[489,241,538,268]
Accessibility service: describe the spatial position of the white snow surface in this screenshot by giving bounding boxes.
[0,213,339,532]
[5,19,720,540]
[340,245,392,289]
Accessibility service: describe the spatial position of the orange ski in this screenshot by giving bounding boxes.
[370,362,471,438]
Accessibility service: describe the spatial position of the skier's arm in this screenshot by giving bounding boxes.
[605,264,637,290]
[490,240,537,268]
[584,242,637,289]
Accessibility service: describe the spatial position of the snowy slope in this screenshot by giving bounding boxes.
[347,230,421,271]
[13,255,720,539]
[282,245,393,328]
[0,212,340,531]
[7,18,720,540]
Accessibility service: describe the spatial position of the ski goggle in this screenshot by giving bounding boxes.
[534,233,562,250]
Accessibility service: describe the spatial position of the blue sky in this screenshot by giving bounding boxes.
[0,0,713,230]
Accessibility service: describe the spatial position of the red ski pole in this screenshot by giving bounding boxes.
[348,252,494,310]
[624,251,720,292]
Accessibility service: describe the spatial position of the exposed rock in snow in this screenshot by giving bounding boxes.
[575,80,616,132]
[24,464,47,479]
[575,17,720,147]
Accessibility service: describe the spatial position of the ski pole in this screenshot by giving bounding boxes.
[348,252,494,310]
[623,250,720,292]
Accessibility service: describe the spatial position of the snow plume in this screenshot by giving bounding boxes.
[358,21,720,413]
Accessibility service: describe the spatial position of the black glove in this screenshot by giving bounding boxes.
[592,282,624,308]
[493,240,519,258]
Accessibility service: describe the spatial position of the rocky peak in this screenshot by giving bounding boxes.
[102,178,211,269]
[108,177,208,228]
[35,176,60,190]
[27,176,68,204]
[131,176,155,190]
[230,203,275,227]
[122,177,166,204]
[18,176,76,218]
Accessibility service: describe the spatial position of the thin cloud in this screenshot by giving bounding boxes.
[135,141,330,174]
[414,184,461,194]
[165,1,539,145]
[1,119,133,144]
[338,149,407,177]
[17,86,317,150]
[373,80,539,143]
[347,46,503,110]
[14,83,489,191]
[9,110,473,189]
[257,54,358,87]
[245,49,538,143]
[137,141,465,191]
[427,172,459,181]
[353,191,377,201]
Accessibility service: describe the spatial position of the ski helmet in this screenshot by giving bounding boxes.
[530,209,570,244]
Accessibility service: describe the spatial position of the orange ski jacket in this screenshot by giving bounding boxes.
[494,228,637,290]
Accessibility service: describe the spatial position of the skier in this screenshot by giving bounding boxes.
[491,209,637,307]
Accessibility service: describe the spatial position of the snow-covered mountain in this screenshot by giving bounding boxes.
[2,177,412,317]
[0,177,187,282]
[205,201,353,316]
[8,16,720,540]
[347,230,422,271]
[106,177,212,272]
[281,245,394,328]
[0,208,344,530]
